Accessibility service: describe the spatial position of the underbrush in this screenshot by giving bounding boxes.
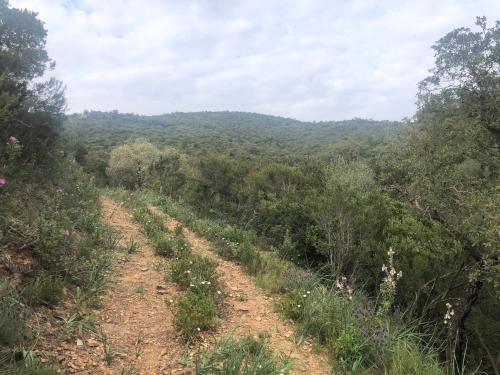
[195,334,293,375]
[21,274,65,307]
[137,190,448,373]
[0,160,117,371]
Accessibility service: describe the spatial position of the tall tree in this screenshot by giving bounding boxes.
[414,17,500,372]
[418,16,500,153]
[0,0,65,164]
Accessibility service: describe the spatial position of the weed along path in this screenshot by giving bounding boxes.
[148,205,331,375]
[94,197,188,374]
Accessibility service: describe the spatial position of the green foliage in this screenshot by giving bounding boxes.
[107,140,162,189]
[388,339,444,375]
[0,1,65,166]
[65,111,400,160]
[0,3,116,372]
[173,288,219,340]
[170,255,218,289]
[0,295,30,347]
[238,242,263,276]
[195,335,292,375]
[336,324,366,368]
[154,236,175,257]
[1,361,57,375]
[173,236,192,258]
[21,275,64,307]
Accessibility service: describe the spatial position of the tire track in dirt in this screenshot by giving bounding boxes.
[148,205,331,375]
[91,197,190,374]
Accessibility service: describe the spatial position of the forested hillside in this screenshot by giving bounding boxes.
[65,111,401,159]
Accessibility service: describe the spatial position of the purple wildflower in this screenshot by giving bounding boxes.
[63,229,70,237]
[8,136,18,142]
[56,187,64,193]
[0,178,6,186]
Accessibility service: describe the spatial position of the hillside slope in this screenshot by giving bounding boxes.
[65,111,401,159]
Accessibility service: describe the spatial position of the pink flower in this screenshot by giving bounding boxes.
[56,187,64,193]
[0,178,6,185]
[63,229,70,236]
[8,136,18,142]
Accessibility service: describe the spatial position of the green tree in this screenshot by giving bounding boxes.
[106,140,161,189]
[412,17,500,371]
[0,0,65,164]
[418,16,500,152]
[148,147,186,196]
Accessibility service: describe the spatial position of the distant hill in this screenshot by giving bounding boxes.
[64,111,402,159]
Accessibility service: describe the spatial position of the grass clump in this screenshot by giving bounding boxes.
[195,335,292,375]
[170,254,218,289]
[126,237,139,254]
[0,279,27,347]
[388,339,444,375]
[173,236,192,258]
[173,288,219,340]
[9,362,57,375]
[21,275,65,307]
[154,236,175,257]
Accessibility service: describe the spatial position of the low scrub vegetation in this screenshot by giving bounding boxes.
[169,244,225,340]
[147,193,448,373]
[195,335,293,375]
[170,254,218,289]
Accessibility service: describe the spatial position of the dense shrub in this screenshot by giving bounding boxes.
[173,288,219,340]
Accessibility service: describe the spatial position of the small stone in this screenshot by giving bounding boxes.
[76,338,83,346]
[86,338,100,347]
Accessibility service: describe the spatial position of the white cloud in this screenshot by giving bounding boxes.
[10,0,500,120]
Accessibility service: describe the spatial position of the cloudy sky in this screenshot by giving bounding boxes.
[10,0,500,121]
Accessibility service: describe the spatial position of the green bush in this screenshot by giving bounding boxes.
[195,335,292,375]
[174,289,218,339]
[21,275,64,307]
[170,255,217,289]
[238,242,263,275]
[154,236,175,257]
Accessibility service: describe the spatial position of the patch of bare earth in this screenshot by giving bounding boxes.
[148,205,331,375]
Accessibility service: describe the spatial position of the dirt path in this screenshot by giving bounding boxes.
[93,197,188,374]
[149,206,331,375]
